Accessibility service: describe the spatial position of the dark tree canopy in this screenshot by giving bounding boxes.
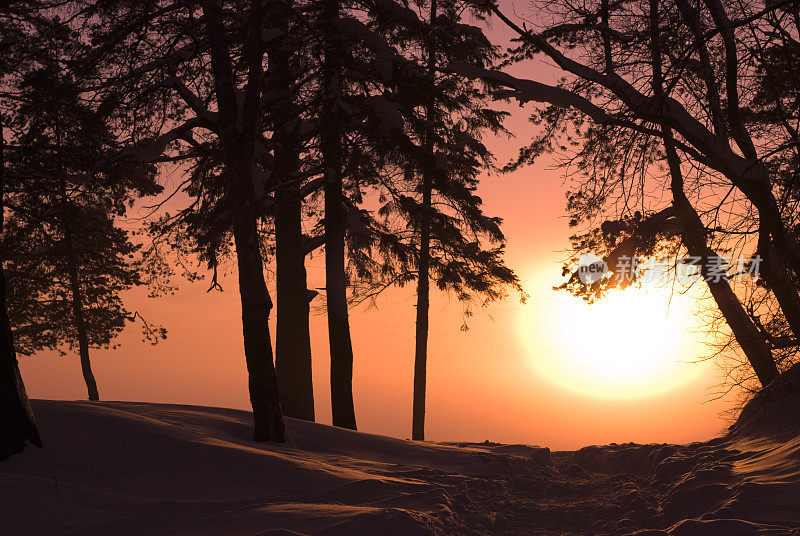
[2,61,165,399]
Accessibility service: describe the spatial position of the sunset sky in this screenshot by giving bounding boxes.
[16,10,739,451]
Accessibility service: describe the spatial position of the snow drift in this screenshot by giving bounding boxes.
[2,376,800,535]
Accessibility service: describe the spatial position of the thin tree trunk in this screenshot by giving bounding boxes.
[61,201,99,401]
[324,172,357,430]
[321,0,356,429]
[412,199,430,440]
[73,298,99,402]
[412,0,438,442]
[57,166,99,402]
[0,115,41,458]
[275,188,315,421]
[269,0,314,422]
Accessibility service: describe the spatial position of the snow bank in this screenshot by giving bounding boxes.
[729,363,800,440]
[1,398,798,535]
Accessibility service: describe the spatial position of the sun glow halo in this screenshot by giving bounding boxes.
[526,286,708,399]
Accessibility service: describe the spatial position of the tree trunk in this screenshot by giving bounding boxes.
[0,116,41,459]
[665,137,778,386]
[412,195,431,441]
[757,232,800,342]
[202,0,285,442]
[59,179,99,401]
[321,0,357,430]
[651,1,777,387]
[65,225,99,401]
[412,0,438,442]
[275,187,315,421]
[232,211,286,442]
[324,172,357,430]
[269,0,315,422]
[0,268,41,459]
[703,272,779,386]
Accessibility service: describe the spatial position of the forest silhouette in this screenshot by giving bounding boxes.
[2,0,800,534]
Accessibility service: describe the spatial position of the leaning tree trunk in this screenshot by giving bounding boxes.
[665,134,778,386]
[269,0,315,422]
[321,0,356,430]
[412,0,438,442]
[0,116,41,459]
[757,232,800,342]
[650,1,777,387]
[59,179,99,401]
[702,271,779,386]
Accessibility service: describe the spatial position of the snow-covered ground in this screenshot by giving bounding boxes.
[2,385,800,535]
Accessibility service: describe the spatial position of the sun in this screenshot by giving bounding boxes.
[523,285,709,399]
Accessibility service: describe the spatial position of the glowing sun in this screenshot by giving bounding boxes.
[525,286,708,399]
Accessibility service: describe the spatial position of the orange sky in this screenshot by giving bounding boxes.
[16,10,741,450]
[17,136,738,450]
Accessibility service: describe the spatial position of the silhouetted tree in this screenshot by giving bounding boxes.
[302,0,524,435]
[0,115,40,460]
[553,0,782,387]
[452,0,800,389]
[0,0,41,459]
[85,0,286,441]
[268,0,318,422]
[309,0,424,430]
[391,0,523,440]
[316,0,360,430]
[2,66,164,401]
